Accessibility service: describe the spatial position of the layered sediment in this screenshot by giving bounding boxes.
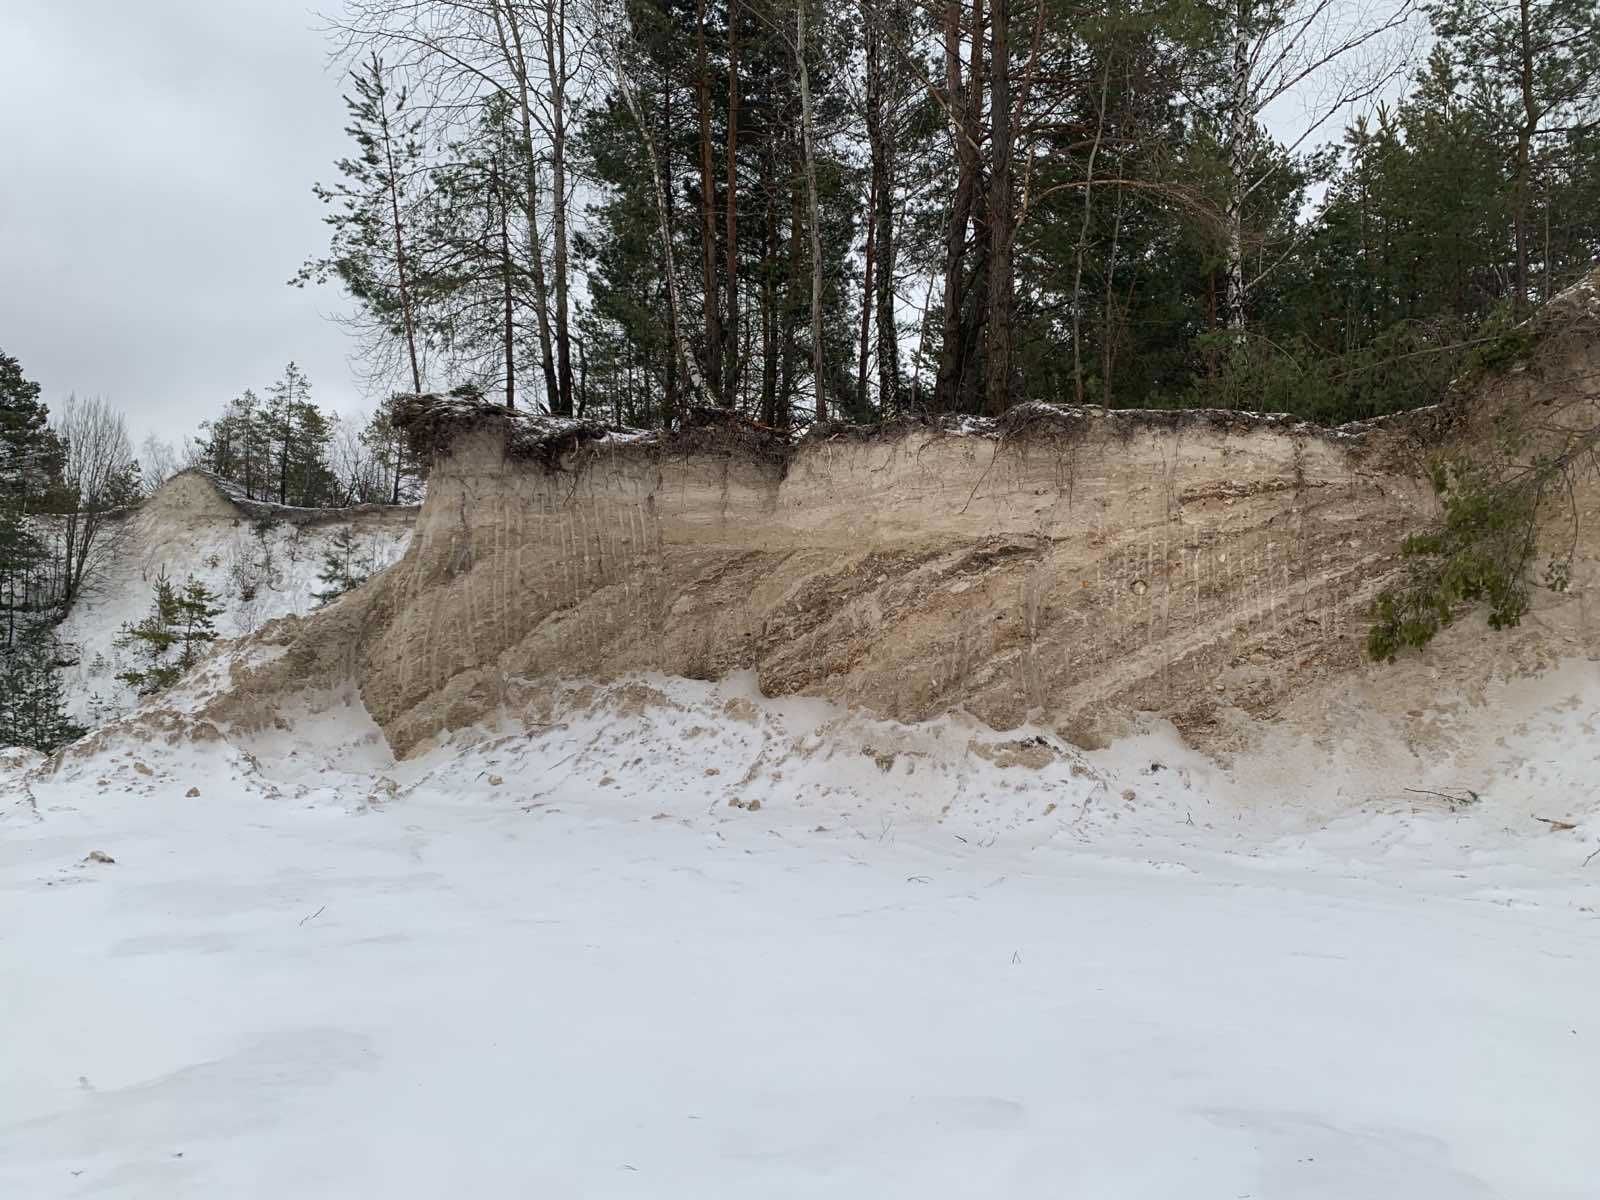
[208,274,1600,758]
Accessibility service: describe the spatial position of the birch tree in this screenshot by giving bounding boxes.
[1211,0,1415,333]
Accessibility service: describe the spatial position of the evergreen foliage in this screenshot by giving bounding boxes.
[194,375,419,508]
[300,0,1598,427]
[1368,412,1597,662]
[313,526,371,605]
[1368,457,1542,661]
[1,347,65,511]
[0,507,50,652]
[296,51,429,395]
[263,362,337,507]
[197,389,273,499]
[115,572,226,696]
[0,628,85,753]
[0,347,81,750]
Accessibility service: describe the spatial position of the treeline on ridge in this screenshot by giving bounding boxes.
[299,0,1600,429]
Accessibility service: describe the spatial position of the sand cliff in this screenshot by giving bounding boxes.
[206,275,1600,762]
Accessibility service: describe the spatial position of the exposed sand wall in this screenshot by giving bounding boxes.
[207,274,1600,761]
[215,410,1434,756]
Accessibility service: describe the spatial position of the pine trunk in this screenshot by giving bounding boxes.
[797,0,826,423]
[373,54,422,396]
[867,8,900,412]
[545,0,574,415]
[984,0,1012,417]
[695,0,724,404]
[609,29,714,411]
[724,0,742,406]
[934,0,985,416]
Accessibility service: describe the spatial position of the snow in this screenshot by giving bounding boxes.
[3,669,1600,1198]
[54,510,410,727]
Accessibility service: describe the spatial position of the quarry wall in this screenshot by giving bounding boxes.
[207,274,1600,759]
[312,408,1442,756]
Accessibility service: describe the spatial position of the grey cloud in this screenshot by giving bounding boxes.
[1,1,370,442]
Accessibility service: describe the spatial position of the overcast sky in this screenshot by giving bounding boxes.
[1,1,365,445]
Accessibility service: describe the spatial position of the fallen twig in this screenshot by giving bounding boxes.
[1404,786,1480,810]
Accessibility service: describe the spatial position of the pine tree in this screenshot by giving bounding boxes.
[359,399,422,504]
[116,571,182,694]
[261,363,337,506]
[1,348,65,511]
[313,526,370,605]
[297,53,428,396]
[0,509,49,653]
[116,572,226,695]
[1,348,67,653]
[424,99,539,409]
[1427,0,1600,309]
[305,0,1595,428]
[0,627,85,753]
[197,390,273,500]
[285,400,339,507]
[579,0,863,426]
[173,578,226,670]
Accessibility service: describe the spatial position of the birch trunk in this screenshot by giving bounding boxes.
[491,0,560,412]
[1225,0,1251,336]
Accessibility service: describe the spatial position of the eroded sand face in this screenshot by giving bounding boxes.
[229,412,1433,757]
[203,270,1600,762]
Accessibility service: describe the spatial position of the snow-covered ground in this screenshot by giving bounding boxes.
[9,672,1600,1196]
[4,671,1599,1198]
